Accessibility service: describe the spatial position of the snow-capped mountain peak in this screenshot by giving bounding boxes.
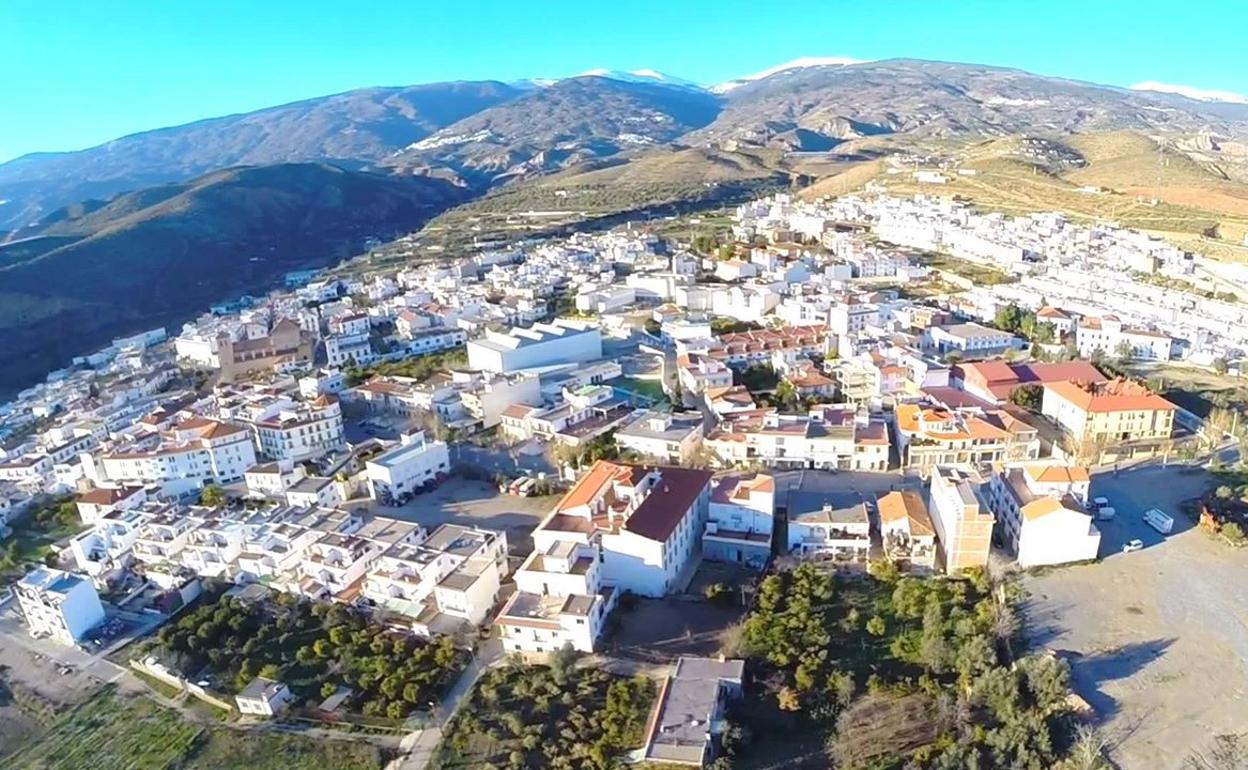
[570,68,706,91]
[710,56,869,93]
[1129,81,1248,105]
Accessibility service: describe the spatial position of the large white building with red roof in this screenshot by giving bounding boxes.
[1041,378,1176,457]
[494,461,712,653]
[532,461,712,598]
[90,417,257,496]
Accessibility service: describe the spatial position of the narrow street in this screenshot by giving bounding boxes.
[394,639,505,770]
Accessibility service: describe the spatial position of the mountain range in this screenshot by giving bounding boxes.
[3,56,1248,394]
[5,58,1248,232]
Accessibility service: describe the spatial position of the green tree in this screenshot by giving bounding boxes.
[199,484,226,508]
[865,616,887,637]
[776,686,801,711]
[774,380,798,410]
[1010,384,1044,411]
[1221,522,1245,544]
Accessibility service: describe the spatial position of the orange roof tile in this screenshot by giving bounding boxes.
[1044,378,1175,414]
[878,490,935,536]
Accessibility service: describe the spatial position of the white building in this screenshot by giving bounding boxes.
[285,476,342,509]
[14,568,106,645]
[466,319,602,374]
[614,411,704,465]
[93,417,257,497]
[1074,316,1173,361]
[75,484,149,526]
[785,490,871,562]
[363,523,509,631]
[364,432,451,503]
[530,461,712,598]
[495,538,616,653]
[235,677,295,717]
[988,464,1100,567]
[703,474,775,569]
[925,323,1023,356]
[250,395,345,463]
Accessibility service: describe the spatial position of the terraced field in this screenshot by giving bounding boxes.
[5,687,386,770]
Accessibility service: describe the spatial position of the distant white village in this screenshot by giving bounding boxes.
[0,189,1236,762]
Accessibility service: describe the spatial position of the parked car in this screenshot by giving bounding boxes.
[1122,539,1144,553]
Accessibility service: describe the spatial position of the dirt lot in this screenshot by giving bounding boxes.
[365,477,556,557]
[1022,465,1248,770]
[0,606,140,759]
[604,596,746,663]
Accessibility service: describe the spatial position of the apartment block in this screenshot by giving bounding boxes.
[703,474,775,569]
[15,568,106,645]
[928,465,995,573]
[530,461,712,598]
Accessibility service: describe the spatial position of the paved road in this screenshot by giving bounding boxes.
[1022,464,1248,770]
[396,639,504,770]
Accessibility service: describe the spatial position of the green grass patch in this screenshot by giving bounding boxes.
[184,730,385,770]
[5,687,203,770]
[0,496,85,587]
[612,376,667,402]
[5,686,388,770]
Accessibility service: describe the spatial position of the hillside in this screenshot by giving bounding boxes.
[0,81,520,230]
[415,146,802,251]
[383,76,723,185]
[0,164,469,394]
[697,59,1248,151]
[799,131,1248,251]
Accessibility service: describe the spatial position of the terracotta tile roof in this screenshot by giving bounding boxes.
[854,422,890,445]
[1013,361,1106,386]
[1023,464,1090,484]
[77,485,141,506]
[501,403,539,420]
[710,473,774,504]
[706,385,755,405]
[895,403,1009,442]
[554,460,631,512]
[959,359,1017,384]
[1021,496,1065,521]
[877,490,935,536]
[1043,378,1175,414]
[788,369,834,388]
[624,466,713,542]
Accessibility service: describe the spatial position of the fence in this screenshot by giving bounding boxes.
[129,658,234,712]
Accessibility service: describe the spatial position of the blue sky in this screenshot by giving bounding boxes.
[1,0,1243,163]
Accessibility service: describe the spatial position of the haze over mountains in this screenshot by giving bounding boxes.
[2,56,1248,393]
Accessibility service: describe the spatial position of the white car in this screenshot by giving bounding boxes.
[1122,539,1144,553]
